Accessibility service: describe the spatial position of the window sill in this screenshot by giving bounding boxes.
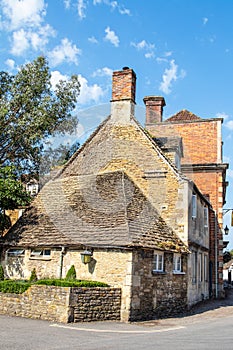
[152,270,166,275]
[173,271,186,275]
[29,257,51,261]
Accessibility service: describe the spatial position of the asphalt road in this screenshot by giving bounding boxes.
[2,290,233,350]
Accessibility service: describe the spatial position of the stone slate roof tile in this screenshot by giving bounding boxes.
[3,171,188,253]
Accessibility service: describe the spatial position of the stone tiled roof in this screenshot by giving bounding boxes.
[166,109,202,122]
[3,171,188,253]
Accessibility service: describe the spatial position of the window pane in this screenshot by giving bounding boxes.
[192,195,197,218]
[8,249,25,256]
[173,254,182,272]
[44,250,51,256]
[31,250,42,256]
[153,252,163,271]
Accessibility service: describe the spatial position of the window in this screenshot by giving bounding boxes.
[192,251,197,283]
[204,207,209,234]
[7,249,25,257]
[173,253,182,273]
[204,254,208,282]
[199,253,203,282]
[30,249,51,258]
[153,252,164,272]
[192,194,197,219]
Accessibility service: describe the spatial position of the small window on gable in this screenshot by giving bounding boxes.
[204,207,209,234]
[30,249,51,259]
[153,251,164,272]
[192,194,197,219]
[173,253,182,273]
[7,249,25,257]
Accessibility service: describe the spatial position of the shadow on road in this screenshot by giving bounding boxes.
[185,287,233,317]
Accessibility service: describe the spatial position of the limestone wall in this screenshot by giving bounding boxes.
[0,285,121,323]
[130,250,188,321]
[0,285,70,323]
[70,287,121,322]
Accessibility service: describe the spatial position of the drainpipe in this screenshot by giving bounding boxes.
[215,213,218,298]
[59,247,65,279]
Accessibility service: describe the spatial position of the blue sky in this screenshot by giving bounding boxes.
[1,0,233,247]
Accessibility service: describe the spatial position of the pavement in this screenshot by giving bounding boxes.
[135,288,233,328]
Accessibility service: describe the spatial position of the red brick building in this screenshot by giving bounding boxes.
[145,97,228,297]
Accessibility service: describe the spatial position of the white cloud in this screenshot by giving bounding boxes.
[10,24,56,56]
[10,29,30,55]
[145,52,154,59]
[131,40,155,58]
[50,71,68,90]
[156,57,168,64]
[93,0,130,15]
[78,75,104,104]
[159,59,185,94]
[216,112,229,120]
[48,38,81,67]
[77,0,86,19]
[203,17,208,25]
[104,26,119,47]
[119,7,130,15]
[92,67,113,77]
[64,0,71,9]
[5,58,15,70]
[1,0,46,30]
[225,120,233,130]
[88,36,98,44]
[1,0,57,56]
[164,51,172,57]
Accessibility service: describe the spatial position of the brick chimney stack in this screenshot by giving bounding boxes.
[143,96,166,124]
[110,67,136,124]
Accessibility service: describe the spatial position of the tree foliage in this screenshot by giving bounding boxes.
[0,56,80,232]
[0,166,31,233]
[66,265,77,280]
[0,56,80,174]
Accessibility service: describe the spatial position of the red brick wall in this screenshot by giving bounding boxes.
[148,120,219,164]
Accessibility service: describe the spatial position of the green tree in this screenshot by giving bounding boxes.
[29,268,38,282]
[0,264,4,281]
[0,56,80,174]
[66,265,76,280]
[0,166,31,233]
[0,56,80,231]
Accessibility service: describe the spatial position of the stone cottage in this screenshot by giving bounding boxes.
[1,67,223,321]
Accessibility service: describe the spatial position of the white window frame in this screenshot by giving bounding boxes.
[153,251,164,272]
[30,249,51,259]
[7,248,25,257]
[192,194,197,219]
[173,253,182,273]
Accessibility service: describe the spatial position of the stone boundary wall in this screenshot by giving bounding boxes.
[70,287,121,322]
[0,285,121,323]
